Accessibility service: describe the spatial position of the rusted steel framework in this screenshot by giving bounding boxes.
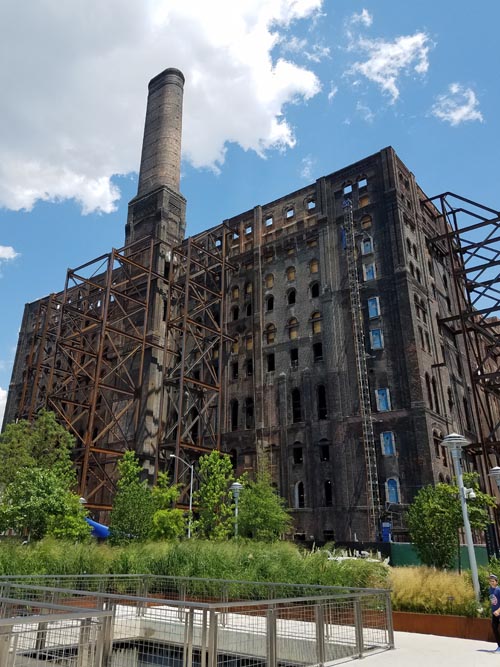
[159,226,235,489]
[425,192,500,464]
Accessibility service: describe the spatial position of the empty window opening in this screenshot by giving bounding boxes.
[381,432,395,456]
[358,178,368,189]
[246,359,253,376]
[317,385,328,420]
[320,443,330,462]
[232,306,239,321]
[307,199,316,210]
[265,216,273,228]
[290,348,299,367]
[310,282,320,298]
[292,388,302,422]
[266,295,274,312]
[293,446,303,464]
[361,237,373,255]
[343,184,353,195]
[286,207,295,219]
[245,225,253,235]
[426,374,433,410]
[324,480,333,506]
[432,377,440,414]
[230,400,238,431]
[313,342,323,361]
[294,481,305,509]
[231,362,238,380]
[288,289,296,306]
[245,397,254,429]
[267,353,275,372]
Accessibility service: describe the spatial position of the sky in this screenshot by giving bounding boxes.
[0,0,498,425]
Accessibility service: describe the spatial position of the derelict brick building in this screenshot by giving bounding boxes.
[4,68,500,543]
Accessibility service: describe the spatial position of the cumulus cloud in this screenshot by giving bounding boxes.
[0,246,19,261]
[0,0,323,214]
[349,32,431,103]
[0,387,6,427]
[350,9,372,27]
[431,83,483,126]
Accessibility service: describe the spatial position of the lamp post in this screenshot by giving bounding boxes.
[442,433,480,602]
[489,467,500,558]
[170,454,194,539]
[230,481,243,538]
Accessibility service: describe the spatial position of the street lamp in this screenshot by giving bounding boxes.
[170,454,194,539]
[230,481,243,538]
[442,433,480,602]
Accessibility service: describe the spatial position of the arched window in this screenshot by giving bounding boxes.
[317,385,327,420]
[361,236,373,255]
[438,473,445,483]
[431,377,440,414]
[463,397,472,431]
[292,388,302,423]
[311,311,322,334]
[286,266,296,281]
[266,295,274,312]
[245,397,254,429]
[409,262,415,277]
[425,373,433,410]
[416,268,421,284]
[448,387,454,411]
[232,306,239,321]
[245,282,253,296]
[313,342,323,361]
[310,282,320,298]
[294,481,305,508]
[324,480,333,507]
[245,335,253,351]
[230,400,238,431]
[246,302,252,317]
[231,336,239,355]
[386,478,400,504]
[361,214,372,229]
[406,238,412,255]
[231,285,239,300]
[265,323,276,344]
[412,243,418,259]
[309,259,319,274]
[265,274,274,289]
[287,289,296,305]
[288,317,299,340]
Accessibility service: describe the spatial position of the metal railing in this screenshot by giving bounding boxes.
[0,575,394,665]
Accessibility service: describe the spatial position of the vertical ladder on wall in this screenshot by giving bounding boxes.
[342,198,381,540]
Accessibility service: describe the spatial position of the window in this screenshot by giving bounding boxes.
[293,446,303,464]
[287,289,296,306]
[358,177,368,189]
[245,335,253,351]
[231,337,239,354]
[324,481,333,506]
[245,398,254,429]
[230,400,238,431]
[359,194,370,208]
[363,263,376,281]
[286,207,294,219]
[245,282,253,295]
[265,274,274,289]
[320,441,330,461]
[267,353,275,372]
[313,342,323,361]
[367,297,380,319]
[375,388,391,411]
[343,184,353,195]
[311,311,322,334]
[310,282,320,298]
[412,244,418,259]
[246,359,253,376]
[294,481,305,508]
[381,432,395,456]
[266,295,274,312]
[265,323,276,344]
[370,329,384,350]
[245,224,252,236]
[232,306,239,321]
[290,348,299,367]
[386,478,400,504]
[361,237,373,255]
[231,362,238,380]
[425,373,433,410]
[307,238,318,248]
[310,259,319,274]
[264,215,273,228]
[307,199,316,210]
[246,302,252,317]
[317,385,327,420]
[432,377,440,414]
[361,214,372,229]
[406,238,412,255]
[288,317,299,340]
[231,286,239,300]
[292,388,302,422]
[286,246,295,256]
[286,266,296,281]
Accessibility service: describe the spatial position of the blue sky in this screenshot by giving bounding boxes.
[0,0,498,423]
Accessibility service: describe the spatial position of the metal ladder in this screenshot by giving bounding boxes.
[342,198,381,540]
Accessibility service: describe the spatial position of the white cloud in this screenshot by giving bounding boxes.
[327,83,338,102]
[0,0,323,214]
[300,155,315,180]
[431,83,483,126]
[0,246,19,261]
[350,9,372,27]
[350,32,431,103]
[0,387,6,427]
[356,101,374,123]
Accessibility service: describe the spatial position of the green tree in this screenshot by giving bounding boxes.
[194,451,235,540]
[0,468,90,542]
[109,451,155,544]
[150,472,186,540]
[238,472,292,541]
[407,473,495,568]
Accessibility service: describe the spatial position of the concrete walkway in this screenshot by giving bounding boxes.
[364,630,499,666]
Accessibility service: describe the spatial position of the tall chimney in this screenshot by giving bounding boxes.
[125,67,186,247]
[137,68,185,196]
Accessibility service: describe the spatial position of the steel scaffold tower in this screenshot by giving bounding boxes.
[343,198,381,540]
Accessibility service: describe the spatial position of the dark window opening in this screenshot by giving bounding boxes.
[290,348,299,367]
[317,385,328,420]
[311,282,320,298]
[267,353,275,372]
[230,449,238,468]
[324,480,333,506]
[296,482,305,508]
[245,397,254,429]
[292,388,302,423]
[293,447,303,464]
[320,444,330,462]
[288,289,296,305]
[231,362,238,380]
[313,342,323,361]
[266,295,274,312]
[232,306,239,321]
[230,401,238,431]
[246,302,252,317]
[246,359,253,376]
[432,377,440,414]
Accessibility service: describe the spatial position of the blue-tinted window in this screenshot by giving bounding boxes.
[363,263,376,281]
[375,388,391,412]
[381,432,395,456]
[362,237,373,255]
[368,297,380,319]
[387,478,400,504]
[370,329,384,350]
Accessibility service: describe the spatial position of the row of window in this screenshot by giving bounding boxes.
[229,343,324,380]
[292,477,400,509]
[230,282,321,320]
[230,261,319,300]
[232,199,317,239]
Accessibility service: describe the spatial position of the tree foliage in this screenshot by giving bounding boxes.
[407,473,495,569]
[238,472,292,541]
[151,472,185,540]
[194,451,235,540]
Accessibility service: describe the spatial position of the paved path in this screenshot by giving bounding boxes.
[364,630,499,666]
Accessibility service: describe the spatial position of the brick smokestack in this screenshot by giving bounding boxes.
[137,67,185,196]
